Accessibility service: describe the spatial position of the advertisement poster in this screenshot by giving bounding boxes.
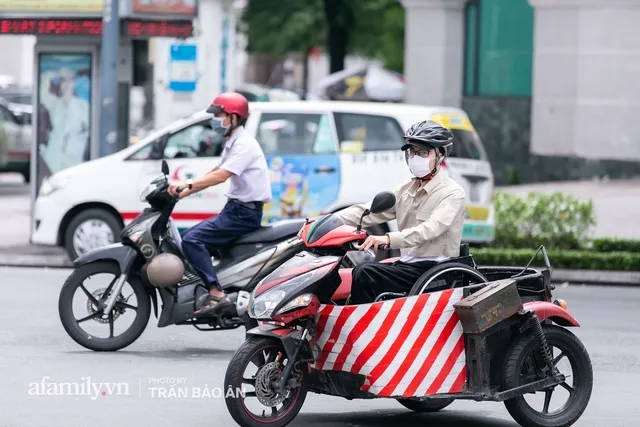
[262,155,340,224]
[36,53,92,189]
[132,0,196,15]
[0,0,103,13]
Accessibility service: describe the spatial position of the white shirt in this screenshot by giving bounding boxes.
[218,127,272,203]
[337,168,466,263]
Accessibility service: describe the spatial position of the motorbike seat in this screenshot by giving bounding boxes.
[234,218,307,244]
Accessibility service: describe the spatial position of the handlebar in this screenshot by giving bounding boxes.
[351,241,390,252]
[175,187,184,194]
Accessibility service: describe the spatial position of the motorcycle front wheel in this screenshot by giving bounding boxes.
[224,336,309,427]
[58,261,151,351]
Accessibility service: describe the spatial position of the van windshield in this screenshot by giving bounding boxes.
[449,129,488,161]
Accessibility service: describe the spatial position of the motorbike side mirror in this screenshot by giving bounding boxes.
[370,191,396,214]
[161,160,169,176]
[356,191,396,232]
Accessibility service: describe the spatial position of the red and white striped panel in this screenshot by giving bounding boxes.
[312,288,467,398]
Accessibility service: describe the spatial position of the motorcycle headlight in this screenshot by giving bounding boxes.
[249,289,287,319]
[276,293,315,314]
[248,265,333,319]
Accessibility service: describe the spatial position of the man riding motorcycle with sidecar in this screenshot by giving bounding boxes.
[337,119,466,304]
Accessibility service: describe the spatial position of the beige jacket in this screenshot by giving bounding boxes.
[336,168,466,260]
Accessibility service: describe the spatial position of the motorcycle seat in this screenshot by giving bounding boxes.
[234,218,307,244]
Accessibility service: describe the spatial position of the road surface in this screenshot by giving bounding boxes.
[0,266,638,427]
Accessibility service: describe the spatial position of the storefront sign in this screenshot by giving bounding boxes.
[0,0,103,14]
[0,17,193,38]
[0,18,102,35]
[124,19,193,38]
[131,0,196,16]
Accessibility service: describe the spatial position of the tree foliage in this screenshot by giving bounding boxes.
[240,0,405,74]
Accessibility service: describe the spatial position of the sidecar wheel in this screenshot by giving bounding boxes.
[224,336,309,427]
[397,397,454,412]
[502,325,593,427]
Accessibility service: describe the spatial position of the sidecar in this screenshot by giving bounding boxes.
[224,247,593,427]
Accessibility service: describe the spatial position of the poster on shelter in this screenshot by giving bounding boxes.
[36,53,92,189]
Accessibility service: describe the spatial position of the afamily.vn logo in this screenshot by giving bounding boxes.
[28,376,130,400]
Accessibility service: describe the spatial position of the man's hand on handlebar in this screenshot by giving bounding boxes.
[168,181,189,198]
[360,234,391,252]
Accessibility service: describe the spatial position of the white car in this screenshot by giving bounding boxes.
[31,101,495,260]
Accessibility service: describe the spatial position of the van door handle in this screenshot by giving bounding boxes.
[314,166,336,173]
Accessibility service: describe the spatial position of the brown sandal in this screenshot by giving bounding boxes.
[194,294,232,317]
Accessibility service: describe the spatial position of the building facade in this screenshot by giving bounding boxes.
[403,0,640,185]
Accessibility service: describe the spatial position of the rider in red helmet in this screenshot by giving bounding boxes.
[168,92,272,316]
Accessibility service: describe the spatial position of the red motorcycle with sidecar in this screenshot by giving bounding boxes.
[223,191,593,427]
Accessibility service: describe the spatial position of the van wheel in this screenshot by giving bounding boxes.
[64,208,123,261]
[21,165,30,183]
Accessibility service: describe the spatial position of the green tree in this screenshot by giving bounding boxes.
[240,0,406,76]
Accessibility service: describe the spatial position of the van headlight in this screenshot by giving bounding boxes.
[39,174,70,197]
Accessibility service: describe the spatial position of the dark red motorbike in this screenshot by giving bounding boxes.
[223,191,592,427]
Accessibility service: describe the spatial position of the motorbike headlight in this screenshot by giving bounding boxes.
[39,174,70,197]
[276,293,314,314]
[249,289,287,319]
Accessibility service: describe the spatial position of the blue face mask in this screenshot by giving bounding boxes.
[211,117,228,136]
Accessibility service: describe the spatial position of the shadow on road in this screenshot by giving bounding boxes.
[295,408,515,427]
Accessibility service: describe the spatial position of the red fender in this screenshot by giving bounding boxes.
[523,301,580,327]
[332,269,353,302]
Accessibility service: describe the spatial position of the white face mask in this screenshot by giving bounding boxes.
[407,155,433,178]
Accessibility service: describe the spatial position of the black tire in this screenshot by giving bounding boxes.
[409,262,488,295]
[502,325,593,427]
[21,166,30,183]
[58,261,151,352]
[225,336,309,427]
[64,208,123,260]
[397,397,455,412]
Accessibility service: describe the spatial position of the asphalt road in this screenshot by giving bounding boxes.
[0,267,638,427]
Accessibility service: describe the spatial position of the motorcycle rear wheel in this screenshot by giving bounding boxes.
[225,336,309,427]
[58,261,151,351]
[502,325,593,427]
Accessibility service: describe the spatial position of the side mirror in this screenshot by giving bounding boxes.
[370,191,396,214]
[149,137,165,160]
[356,191,396,232]
[161,160,169,176]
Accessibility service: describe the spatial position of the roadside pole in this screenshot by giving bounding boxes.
[98,0,120,157]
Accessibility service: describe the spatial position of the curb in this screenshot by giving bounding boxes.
[0,254,72,269]
[0,254,639,286]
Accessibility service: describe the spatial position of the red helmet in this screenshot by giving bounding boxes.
[206,92,249,118]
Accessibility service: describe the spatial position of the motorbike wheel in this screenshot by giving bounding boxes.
[58,261,151,352]
[396,397,454,412]
[225,336,309,427]
[502,325,593,427]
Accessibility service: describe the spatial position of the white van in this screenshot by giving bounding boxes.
[31,101,495,259]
